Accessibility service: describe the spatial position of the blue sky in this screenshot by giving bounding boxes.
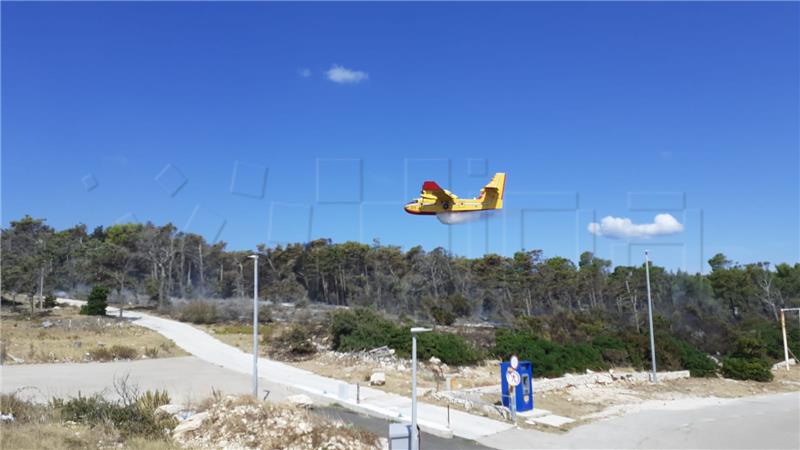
[2,2,798,273]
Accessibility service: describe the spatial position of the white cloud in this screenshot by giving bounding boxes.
[587,213,684,239]
[326,64,368,84]
[298,68,311,78]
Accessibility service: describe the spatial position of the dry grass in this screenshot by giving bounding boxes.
[0,305,186,364]
[0,422,185,449]
[199,322,276,357]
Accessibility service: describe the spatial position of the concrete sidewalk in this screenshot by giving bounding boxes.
[56,299,513,441]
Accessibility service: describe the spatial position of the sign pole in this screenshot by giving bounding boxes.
[645,250,657,383]
[781,309,790,371]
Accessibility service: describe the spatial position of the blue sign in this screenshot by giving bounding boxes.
[500,360,533,412]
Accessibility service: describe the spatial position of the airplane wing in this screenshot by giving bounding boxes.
[422,181,454,203]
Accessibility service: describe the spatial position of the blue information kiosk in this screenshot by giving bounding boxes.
[500,360,534,413]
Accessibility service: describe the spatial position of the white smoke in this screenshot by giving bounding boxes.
[436,210,496,225]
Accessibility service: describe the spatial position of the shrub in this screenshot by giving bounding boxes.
[731,336,768,360]
[43,295,57,309]
[56,392,176,439]
[110,345,138,360]
[446,294,472,318]
[721,357,773,382]
[494,329,606,377]
[275,325,316,356]
[87,345,137,361]
[329,308,405,352]
[80,286,108,316]
[429,305,456,326]
[88,347,114,361]
[136,390,171,412]
[1,393,50,423]
[329,308,482,365]
[416,332,482,365]
[676,340,718,377]
[178,302,219,324]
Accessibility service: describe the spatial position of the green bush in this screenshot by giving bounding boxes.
[494,329,606,377]
[330,308,406,352]
[88,345,138,361]
[676,340,718,377]
[736,319,800,360]
[80,286,108,316]
[135,389,171,412]
[1,393,50,423]
[275,325,316,356]
[721,356,773,382]
[429,305,456,326]
[178,301,219,324]
[43,294,57,309]
[56,391,176,439]
[329,308,482,365]
[416,332,482,365]
[731,335,768,359]
[88,347,114,361]
[110,345,138,360]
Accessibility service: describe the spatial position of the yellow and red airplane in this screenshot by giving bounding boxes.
[404,172,506,215]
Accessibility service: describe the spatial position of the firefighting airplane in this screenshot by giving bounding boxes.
[404,172,506,215]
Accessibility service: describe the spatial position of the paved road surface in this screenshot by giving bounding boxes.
[1,356,489,450]
[2,356,798,450]
[477,391,800,449]
[52,298,509,440]
[8,299,797,450]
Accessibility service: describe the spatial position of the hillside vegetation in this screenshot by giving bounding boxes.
[3,216,800,380]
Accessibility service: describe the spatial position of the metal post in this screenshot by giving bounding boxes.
[411,333,418,450]
[249,254,259,397]
[645,250,657,383]
[510,386,517,425]
[781,309,790,371]
[409,328,430,450]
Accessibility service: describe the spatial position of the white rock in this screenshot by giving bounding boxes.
[172,411,208,438]
[287,394,314,408]
[370,372,386,386]
[429,356,442,365]
[397,364,407,372]
[156,404,185,416]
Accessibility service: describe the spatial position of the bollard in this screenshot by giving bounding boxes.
[357,383,360,404]
[447,404,450,428]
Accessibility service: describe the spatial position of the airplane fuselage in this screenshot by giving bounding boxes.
[404,192,500,215]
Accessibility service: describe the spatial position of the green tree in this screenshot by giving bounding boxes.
[81,286,109,316]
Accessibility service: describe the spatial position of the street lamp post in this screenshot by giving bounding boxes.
[410,327,432,450]
[645,250,657,383]
[248,254,259,398]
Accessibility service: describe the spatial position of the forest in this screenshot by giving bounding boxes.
[3,215,800,366]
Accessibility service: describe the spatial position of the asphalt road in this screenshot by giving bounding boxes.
[318,406,491,450]
[3,356,798,450]
[1,356,488,450]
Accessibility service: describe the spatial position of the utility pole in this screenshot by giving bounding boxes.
[410,327,431,450]
[645,250,657,383]
[248,254,259,398]
[780,308,800,371]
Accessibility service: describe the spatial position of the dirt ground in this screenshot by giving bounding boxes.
[530,366,800,426]
[0,304,185,364]
[189,320,800,433]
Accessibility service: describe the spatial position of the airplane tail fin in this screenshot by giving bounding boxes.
[480,173,506,209]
